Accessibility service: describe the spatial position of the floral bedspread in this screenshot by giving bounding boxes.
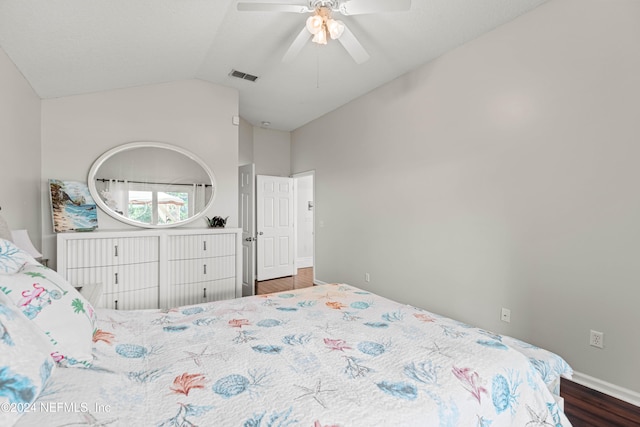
[17,284,572,426]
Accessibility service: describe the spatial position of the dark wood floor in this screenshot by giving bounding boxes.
[255,267,314,295]
[561,378,640,426]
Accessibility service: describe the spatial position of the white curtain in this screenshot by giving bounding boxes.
[104,179,128,216]
[194,184,206,216]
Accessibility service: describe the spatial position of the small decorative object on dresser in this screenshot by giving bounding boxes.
[205,215,228,228]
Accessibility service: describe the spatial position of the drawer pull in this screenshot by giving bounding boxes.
[203,264,207,275]
[203,241,207,251]
[115,272,119,284]
[203,288,207,299]
[115,300,118,310]
[114,245,118,257]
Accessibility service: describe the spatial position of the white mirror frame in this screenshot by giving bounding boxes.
[88,142,216,229]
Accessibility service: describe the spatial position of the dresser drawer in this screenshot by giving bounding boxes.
[167,256,234,286]
[102,286,159,310]
[169,278,236,307]
[66,262,159,295]
[64,236,159,268]
[167,233,236,260]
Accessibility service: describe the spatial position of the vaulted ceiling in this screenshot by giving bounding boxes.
[0,0,548,131]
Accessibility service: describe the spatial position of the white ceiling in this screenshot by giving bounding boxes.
[0,0,548,131]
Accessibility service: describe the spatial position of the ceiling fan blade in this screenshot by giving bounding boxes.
[339,0,411,15]
[338,25,369,64]
[237,3,311,13]
[282,26,311,63]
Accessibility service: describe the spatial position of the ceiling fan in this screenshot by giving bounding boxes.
[236,0,411,64]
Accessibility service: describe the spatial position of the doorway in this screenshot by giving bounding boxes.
[292,172,314,272]
[239,165,314,295]
[256,174,295,281]
[256,171,314,294]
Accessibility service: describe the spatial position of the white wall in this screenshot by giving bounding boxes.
[41,80,239,268]
[0,48,41,245]
[292,0,640,398]
[238,117,254,166]
[238,124,291,176]
[253,127,291,177]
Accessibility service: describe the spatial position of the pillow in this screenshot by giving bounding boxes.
[0,263,96,368]
[0,291,56,426]
[0,239,37,275]
[0,214,12,242]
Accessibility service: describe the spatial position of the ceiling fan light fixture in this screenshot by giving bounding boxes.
[305,15,323,34]
[239,0,402,63]
[326,18,344,39]
[306,5,337,45]
[312,28,328,45]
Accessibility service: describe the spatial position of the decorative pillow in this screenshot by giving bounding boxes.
[0,239,37,275]
[0,214,12,242]
[0,291,56,426]
[0,263,96,368]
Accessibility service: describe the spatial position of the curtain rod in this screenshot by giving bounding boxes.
[95,178,213,188]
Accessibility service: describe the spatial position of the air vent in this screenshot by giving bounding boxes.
[229,69,259,82]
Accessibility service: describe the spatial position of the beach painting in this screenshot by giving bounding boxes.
[49,179,99,232]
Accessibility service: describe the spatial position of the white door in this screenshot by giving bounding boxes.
[239,164,255,296]
[256,175,294,281]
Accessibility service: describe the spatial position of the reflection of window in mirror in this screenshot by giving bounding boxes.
[126,184,192,225]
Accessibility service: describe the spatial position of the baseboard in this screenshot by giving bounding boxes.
[314,279,328,285]
[570,371,640,407]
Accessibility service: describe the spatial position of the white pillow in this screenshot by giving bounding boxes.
[0,239,36,275]
[0,263,96,367]
[0,291,56,426]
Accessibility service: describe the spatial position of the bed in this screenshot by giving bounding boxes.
[0,237,573,426]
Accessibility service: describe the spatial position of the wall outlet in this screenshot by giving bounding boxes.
[501,307,511,323]
[590,330,604,348]
[364,273,370,283]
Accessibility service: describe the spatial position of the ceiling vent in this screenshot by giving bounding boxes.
[229,69,259,82]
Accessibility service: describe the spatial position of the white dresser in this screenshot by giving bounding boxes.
[57,228,242,310]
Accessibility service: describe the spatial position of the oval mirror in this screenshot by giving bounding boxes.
[88,142,216,228]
